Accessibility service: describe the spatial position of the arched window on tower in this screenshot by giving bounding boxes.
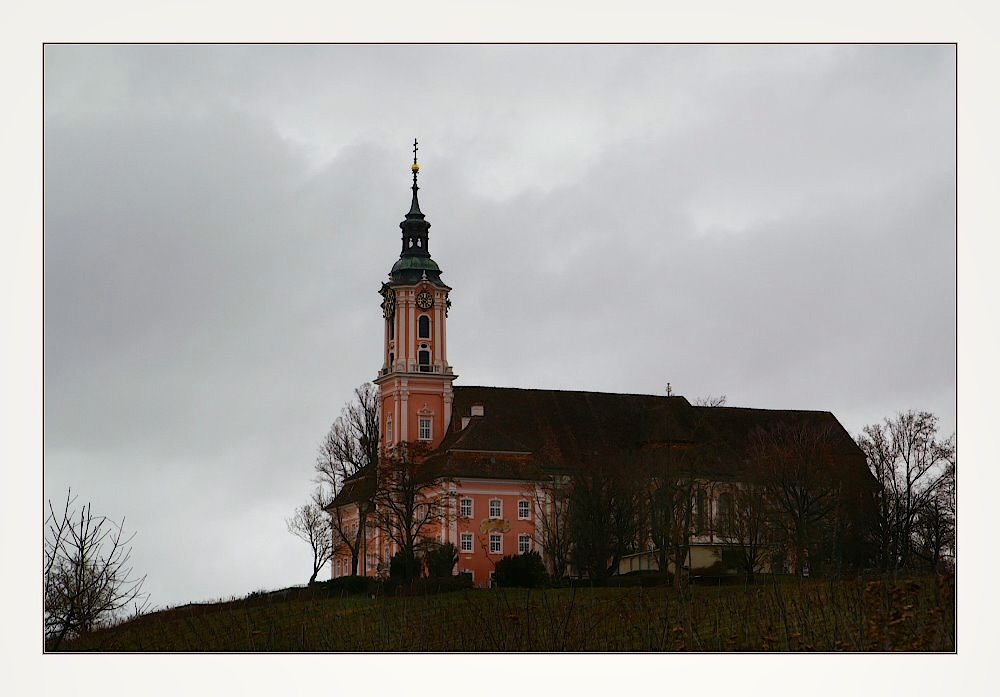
[418,348,431,372]
[418,314,430,339]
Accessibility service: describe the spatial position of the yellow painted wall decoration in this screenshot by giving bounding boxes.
[479,518,511,535]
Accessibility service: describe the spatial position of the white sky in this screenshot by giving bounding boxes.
[6,0,997,688]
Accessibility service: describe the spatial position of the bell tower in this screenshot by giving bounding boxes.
[374,141,456,452]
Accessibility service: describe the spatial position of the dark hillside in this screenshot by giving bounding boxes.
[54,574,954,652]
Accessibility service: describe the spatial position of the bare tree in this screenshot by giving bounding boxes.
[647,467,696,588]
[748,422,842,576]
[369,441,450,580]
[912,482,955,573]
[568,450,643,581]
[314,383,379,576]
[529,475,572,580]
[717,483,772,583]
[44,489,149,649]
[286,491,334,585]
[646,442,719,590]
[856,411,955,572]
[693,394,727,407]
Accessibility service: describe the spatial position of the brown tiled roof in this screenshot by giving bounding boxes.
[444,416,532,454]
[330,385,871,505]
[446,387,695,463]
[693,406,862,458]
[326,466,376,510]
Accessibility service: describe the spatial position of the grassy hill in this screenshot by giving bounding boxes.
[54,574,954,652]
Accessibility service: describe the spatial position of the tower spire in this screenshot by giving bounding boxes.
[391,139,442,284]
[408,138,423,217]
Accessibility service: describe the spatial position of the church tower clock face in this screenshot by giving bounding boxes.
[373,141,457,452]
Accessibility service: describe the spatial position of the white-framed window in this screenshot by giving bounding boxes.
[489,532,502,555]
[518,534,531,554]
[385,416,393,444]
[460,498,473,518]
[418,314,430,339]
[460,532,473,553]
[518,499,530,520]
[419,417,432,440]
[489,499,501,519]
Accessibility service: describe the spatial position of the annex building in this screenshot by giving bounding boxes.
[327,147,875,587]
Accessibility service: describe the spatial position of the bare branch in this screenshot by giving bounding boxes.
[44,491,149,649]
[693,394,727,407]
[287,495,334,585]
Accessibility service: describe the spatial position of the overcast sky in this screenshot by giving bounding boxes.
[41,44,956,611]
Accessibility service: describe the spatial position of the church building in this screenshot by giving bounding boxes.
[326,145,876,587]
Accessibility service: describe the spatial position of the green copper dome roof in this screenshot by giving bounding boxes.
[391,255,441,274]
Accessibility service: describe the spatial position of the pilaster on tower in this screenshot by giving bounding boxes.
[374,141,457,453]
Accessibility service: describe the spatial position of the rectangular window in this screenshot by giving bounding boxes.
[518,534,531,554]
[460,532,473,553]
[518,500,530,520]
[489,499,501,519]
[460,498,473,518]
[489,532,502,554]
[419,417,432,440]
[386,416,393,444]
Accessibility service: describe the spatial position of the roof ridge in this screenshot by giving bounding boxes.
[455,385,690,400]
[696,405,836,416]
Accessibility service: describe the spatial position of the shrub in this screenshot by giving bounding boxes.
[389,550,420,580]
[493,551,548,588]
[426,542,459,578]
[372,572,473,597]
[320,575,371,596]
[410,574,474,595]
